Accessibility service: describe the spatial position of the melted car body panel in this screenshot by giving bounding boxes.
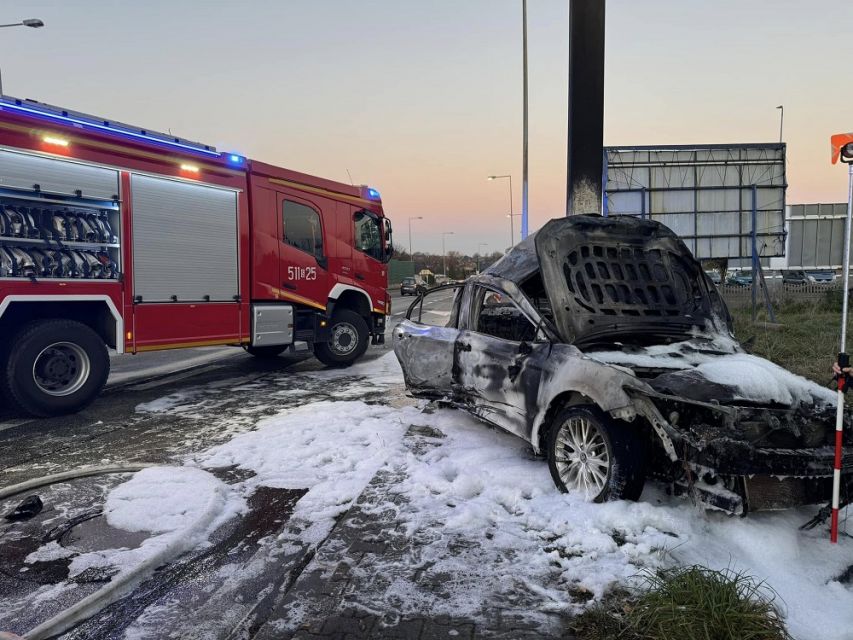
[394,321,458,396]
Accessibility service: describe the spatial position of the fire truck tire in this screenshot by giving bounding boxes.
[314,309,369,367]
[243,345,287,358]
[1,319,109,417]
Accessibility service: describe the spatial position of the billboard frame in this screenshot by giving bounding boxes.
[603,143,787,261]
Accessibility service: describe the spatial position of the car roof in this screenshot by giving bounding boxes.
[483,233,539,282]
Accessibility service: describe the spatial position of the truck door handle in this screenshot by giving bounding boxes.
[281,282,297,291]
[355,273,365,281]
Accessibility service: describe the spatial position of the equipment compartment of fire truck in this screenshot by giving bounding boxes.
[0,96,392,418]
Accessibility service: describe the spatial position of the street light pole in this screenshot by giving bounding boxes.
[0,18,45,96]
[521,0,529,240]
[442,232,454,277]
[408,216,423,261]
[506,213,521,250]
[776,105,784,143]
[487,174,514,246]
[477,242,488,273]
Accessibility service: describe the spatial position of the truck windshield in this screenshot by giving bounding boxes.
[354,210,383,261]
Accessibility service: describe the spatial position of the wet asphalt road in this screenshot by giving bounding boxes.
[0,291,417,637]
[0,286,469,637]
[0,288,465,472]
[0,286,464,488]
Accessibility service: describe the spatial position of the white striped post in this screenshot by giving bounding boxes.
[831,139,853,543]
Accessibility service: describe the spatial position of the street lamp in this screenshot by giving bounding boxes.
[477,242,488,273]
[776,105,784,144]
[441,231,454,278]
[0,18,45,96]
[408,216,423,261]
[487,174,514,246]
[0,19,44,28]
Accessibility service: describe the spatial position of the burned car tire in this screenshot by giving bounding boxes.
[243,345,287,358]
[1,319,109,417]
[546,406,645,502]
[314,310,369,367]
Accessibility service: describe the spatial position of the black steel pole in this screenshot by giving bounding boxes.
[566,0,605,216]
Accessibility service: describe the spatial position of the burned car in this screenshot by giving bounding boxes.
[392,215,853,515]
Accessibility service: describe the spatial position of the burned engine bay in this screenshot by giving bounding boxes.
[585,336,850,514]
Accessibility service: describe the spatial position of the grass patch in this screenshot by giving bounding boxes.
[570,566,791,640]
[729,292,851,384]
[569,588,634,640]
[629,566,790,640]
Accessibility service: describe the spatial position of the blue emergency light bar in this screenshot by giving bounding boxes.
[0,95,243,162]
[366,187,381,200]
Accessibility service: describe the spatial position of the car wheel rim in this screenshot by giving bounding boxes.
[32,341,90,397]
[553,416,610,500]
[330,323,358,355]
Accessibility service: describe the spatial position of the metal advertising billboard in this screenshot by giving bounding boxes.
[603,144,787,260]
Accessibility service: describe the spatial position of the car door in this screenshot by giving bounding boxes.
[392,284,465,397]
[276,191,330,307]
[454,284,548,441]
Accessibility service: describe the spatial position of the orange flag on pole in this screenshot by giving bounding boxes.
[831,133,853,164]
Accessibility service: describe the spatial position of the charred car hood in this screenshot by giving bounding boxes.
[588,337,837,411]
[528,215,731,346]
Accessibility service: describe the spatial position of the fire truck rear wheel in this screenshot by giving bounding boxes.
[1,319,109,417]
[243,344,287,358]
[314,309,369,367]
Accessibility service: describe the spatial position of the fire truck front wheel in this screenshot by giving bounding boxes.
[1,319,109,417]
[314,309,369,367]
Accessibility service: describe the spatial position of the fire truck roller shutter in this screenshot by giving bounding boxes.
[0,149,118,200]
[131,174,238,302]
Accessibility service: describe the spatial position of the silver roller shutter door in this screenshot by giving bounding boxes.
[132,174,238,302]
[0,149,119,199]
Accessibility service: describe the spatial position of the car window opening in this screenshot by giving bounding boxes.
[518,272,555,326]
[472,286,537,342]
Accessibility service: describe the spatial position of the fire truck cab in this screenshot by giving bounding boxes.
[0,97,393,417]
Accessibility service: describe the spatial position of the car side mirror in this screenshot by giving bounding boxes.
[316,255,328,270]
[519,341,533,356]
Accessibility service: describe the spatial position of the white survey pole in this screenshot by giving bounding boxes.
[832,161,853,543]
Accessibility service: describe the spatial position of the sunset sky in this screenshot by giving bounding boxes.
[3,0,852,253]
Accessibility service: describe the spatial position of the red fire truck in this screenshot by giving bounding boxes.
[0,97,393,417]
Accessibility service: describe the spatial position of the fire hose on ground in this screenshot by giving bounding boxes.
[0,464,225,640]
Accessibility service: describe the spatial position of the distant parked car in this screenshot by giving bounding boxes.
[400,277,427,296]
[806,270,836,284]
[726,272,753,287]
[704,270,721,285]
[783,270,809,285]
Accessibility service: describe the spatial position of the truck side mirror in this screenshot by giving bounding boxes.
[382,218,394,263]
